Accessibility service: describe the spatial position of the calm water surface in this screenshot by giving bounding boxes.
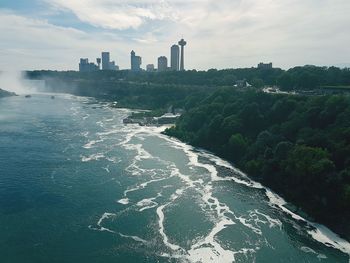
[0,94,349,263]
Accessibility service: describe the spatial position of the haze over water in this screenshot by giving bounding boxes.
[0,93,349,263]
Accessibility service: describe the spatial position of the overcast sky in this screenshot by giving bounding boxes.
[0,0,349,71]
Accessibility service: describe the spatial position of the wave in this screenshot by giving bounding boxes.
[79,103,350,262]
[128,123,350,262]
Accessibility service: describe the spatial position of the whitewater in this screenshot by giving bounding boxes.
[0,93,349,263]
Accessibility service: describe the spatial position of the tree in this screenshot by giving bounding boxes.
[277,72,294,90]
[229,133,248,161]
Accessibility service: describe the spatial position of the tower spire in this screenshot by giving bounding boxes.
[178,38,187,71]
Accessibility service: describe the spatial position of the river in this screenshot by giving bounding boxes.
[0,93,349,263]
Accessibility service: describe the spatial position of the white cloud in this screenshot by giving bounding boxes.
[1,0,350,71]
[45,0,177,30]
[0,10,129,70]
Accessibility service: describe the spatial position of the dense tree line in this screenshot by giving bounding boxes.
[26,65,350,91]
[164,89,350,240]
[277,66,350,90]
[30,73,214,110]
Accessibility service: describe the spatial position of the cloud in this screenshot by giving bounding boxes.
[44,0,178,30]
[0,10,129,70]
[0,0,350,71]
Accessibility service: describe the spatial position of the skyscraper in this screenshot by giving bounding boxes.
[146,64,155,72]
[101,52,110,70]
[178,39,187,71]
[158,56,168,72]
[170,44,179,71]
[79,58,98,72]
[131,50,142,71]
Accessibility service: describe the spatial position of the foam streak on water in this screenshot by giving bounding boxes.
[7,95,347,262]
[57,96,350,262]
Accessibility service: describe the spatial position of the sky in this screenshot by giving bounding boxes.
[0,0,349,71]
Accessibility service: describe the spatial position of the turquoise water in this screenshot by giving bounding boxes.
[0,94,349,263]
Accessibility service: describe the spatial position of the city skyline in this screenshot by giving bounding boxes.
[1,0,350,71]
[79,39,187,72]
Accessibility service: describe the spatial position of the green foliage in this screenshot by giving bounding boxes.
[229,133,248,160]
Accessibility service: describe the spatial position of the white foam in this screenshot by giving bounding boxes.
[152,129,350,260]
[253,209,282,229]
[102,166,110,173]
[91,212,148,244]
[99,110,350,261]
[88,212,116,233]
[156,204,184,252]
[119,233,148,244]
[97,212,115,226]
[83,139,103,149]
[308,224,350,258]
[117,198,130,205]
[188,217,236,263]
[81,153,105,162]
[136,194,160,212]
[124,177,169,196]
[300,246,327,259]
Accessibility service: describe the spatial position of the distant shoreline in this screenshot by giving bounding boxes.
[0,88,17,98]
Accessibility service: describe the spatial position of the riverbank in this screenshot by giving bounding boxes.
[22,72,350,241]
[2,94,349,262]
[163,88,350,242]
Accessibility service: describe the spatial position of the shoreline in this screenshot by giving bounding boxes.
[30,91,350,249]
[137,123,350,259]
[0,88,17,98]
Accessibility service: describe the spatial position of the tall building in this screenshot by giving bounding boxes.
[158,56,168,72]
[101,52,119,70]
[178,39,187,71]
[101,52,110,70]
[170,44,180,71]
[146,64,155,72]
[131,50,142,71]
[79,58,98,72]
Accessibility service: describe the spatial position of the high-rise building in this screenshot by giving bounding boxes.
[170,44,180,71]
[131,50,142,71]
[158,56,168,72]
[79,58,98,72]
[101,52,110,70]
[101,52,119,70]
[178,39,187,71]
[146,64,155,72]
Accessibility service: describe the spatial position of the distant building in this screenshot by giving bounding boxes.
[158,56,168,72]
[146,64,155,72]
[102,52,110,70]
[101,52,119,70]
[170,44,180,71]
[109,61,119,71]
[258,62,273,69]
[131,50,142,71]
[79,58,99,72]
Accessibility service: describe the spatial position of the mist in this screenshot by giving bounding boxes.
[0,71,39,95]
